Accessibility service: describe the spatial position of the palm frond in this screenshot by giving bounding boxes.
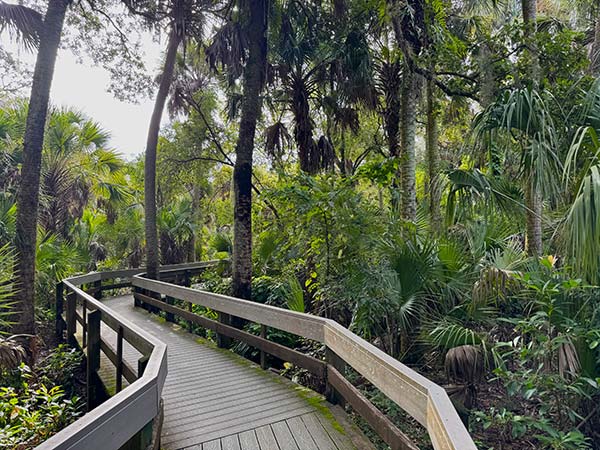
[0,2,44,51]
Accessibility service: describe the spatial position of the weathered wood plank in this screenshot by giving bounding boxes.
[132,276,325,341]
[221,435,241,450]
[286,416,319,450]
[270,421,300,450]
[301,414,337,450]
[203,439,222,450]
[238,430,260,450]
[134,292,327,378]
[326,365,418,450]
[255,425,280,450]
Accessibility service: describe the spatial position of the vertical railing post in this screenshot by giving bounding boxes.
[187,302,194,332]
[55,282,64,341]
[325,347,347,407]
[82,299,87,348]
[138,355,150,378]
[116,325,124,393]
[216,312,231,348]
[260,325,268,370]
[134,285,142,308]
[66,292,77,348]
[165,296,175,323]
[93,278,102,300]
[86,309,101,411]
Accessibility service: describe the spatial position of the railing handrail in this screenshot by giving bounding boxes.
[39,261,218,450]
[131,272,477,450]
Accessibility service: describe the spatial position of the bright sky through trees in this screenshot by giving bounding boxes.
[2,32,164,159]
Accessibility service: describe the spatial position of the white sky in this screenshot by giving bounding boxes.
[4,34,166,161]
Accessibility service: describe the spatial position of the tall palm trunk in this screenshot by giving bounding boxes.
[12,0,70,335]
[144,29,182,280]
[426,78,441,231]
[591,12,600,77]
[400,69,420,222]
[292,72,317,174]
[188,184,202,262]
[521,0,539,85]
[522,0,542,255]
[525,182,542,256]
[232,0,267,300]
[380,59,402,211]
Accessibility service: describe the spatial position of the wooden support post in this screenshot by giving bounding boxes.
[116,326,123,393]
[134,286,141,308]
[138,354,150,378]
[66,292,77,348]
[183,270,191,287]
[82,299,87,348]
[165,296,175,323]
[326,347,346,407]
[93,279,102,300]
[55,282,64,341]
[187,302,194,332]
[216,312,232,348]
[86,309,101,411]
[260,325,268,370]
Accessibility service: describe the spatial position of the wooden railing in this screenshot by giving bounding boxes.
[44,262,214,450]
[132,270,477,450]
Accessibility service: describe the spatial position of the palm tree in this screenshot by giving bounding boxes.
[388,0,426,222]
[474,88,561,256]
[139,0,206,280]
[230,0,268,300]
[1,0,72,334]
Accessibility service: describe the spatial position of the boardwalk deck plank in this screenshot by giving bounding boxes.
[271,420,300,450]
[255,425,280,450]
[238,431,260,450]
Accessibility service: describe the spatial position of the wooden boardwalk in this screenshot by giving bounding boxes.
[98,295,369,450]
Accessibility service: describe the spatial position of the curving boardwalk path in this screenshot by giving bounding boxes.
[95,295,370,450]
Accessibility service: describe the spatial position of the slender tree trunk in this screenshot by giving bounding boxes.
[591,12,600,77]
[380,60,402,212]
[144,29,182,280]
[188,184,202,262]
[12,0,70,335]
[479,43,495,108]
[400,69,420,222]
[525,182,543,255]
[426,78,441,231]
[292,73,318,174]
[522,0,543,255]
[522,0,539,85]
[232,0,267,300]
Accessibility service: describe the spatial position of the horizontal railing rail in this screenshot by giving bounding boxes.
[43,261,217,450]
[132,271,477,450]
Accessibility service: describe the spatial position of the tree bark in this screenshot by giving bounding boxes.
[522,0,543,255]
[525,182,543,255]
[399,69,420,222]
[426,77,441,232]
[232,0,267,300]
[12,0,70,335]
[522,0,539,85]
[380,59,402,212]
[188,184,202,262]
[144,29,182,280]
[591,11,600,77]
[479,43,495,108]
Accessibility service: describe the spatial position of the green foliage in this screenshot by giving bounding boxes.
[0,384,80,448]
